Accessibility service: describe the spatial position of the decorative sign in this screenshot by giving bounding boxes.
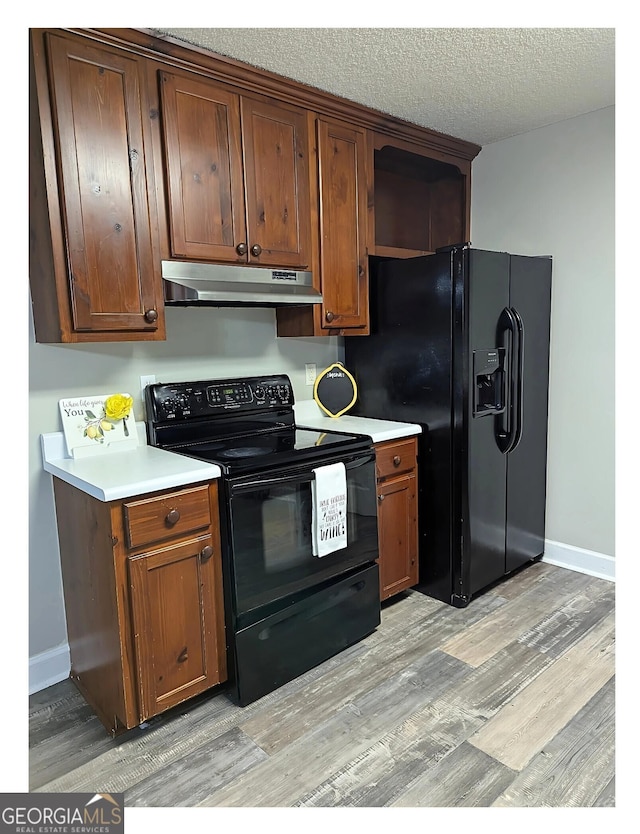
[313,362,358,418]
[59,393,138,458]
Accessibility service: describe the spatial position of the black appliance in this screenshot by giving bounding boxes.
[145,374,380,705]
[345,246,552,607]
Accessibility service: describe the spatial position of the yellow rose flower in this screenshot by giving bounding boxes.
[104,394,133,421]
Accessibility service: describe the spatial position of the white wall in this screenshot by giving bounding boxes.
[28,304,340,686]
[471,107,615,564]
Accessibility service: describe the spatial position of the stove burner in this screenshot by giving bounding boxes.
[218,447,271,459]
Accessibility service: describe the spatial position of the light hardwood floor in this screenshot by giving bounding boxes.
[29,561,615,807]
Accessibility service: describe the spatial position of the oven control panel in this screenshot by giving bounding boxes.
[145,374,294,421]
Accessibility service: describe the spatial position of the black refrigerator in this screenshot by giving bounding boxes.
[345,246,552,607]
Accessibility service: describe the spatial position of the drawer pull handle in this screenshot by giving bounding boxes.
[177,647,188,664]
[393,455,401,467]
[165,508,181,525]
[200,545,213,562]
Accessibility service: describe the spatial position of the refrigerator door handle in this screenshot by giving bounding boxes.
[510,306,525,451]
[495,306,519,453]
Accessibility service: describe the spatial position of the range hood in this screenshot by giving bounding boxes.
[162,261,323,306]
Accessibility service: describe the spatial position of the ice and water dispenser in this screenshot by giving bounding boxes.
[473,349,506,417]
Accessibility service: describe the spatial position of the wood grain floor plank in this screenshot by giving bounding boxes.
[391,741,516,807]
[239,591,504,754]
[29,704,118,790]
[295,698,483,807]
[199,649,471,807]
[124,726,268,807]
[468,611,615,771]
[29,678,81,716]
[441,568,596,667]
[483,560,555,600]
[444,641,553,719]
[28,566,615,809]
[593,777,615,808]
[491,677,615,807]
[518,580,615,658]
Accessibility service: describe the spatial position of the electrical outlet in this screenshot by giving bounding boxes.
[305,363,317,386]
[140,374,156,401]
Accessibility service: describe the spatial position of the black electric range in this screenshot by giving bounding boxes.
[144,374,381,706]
[145,374,372,475]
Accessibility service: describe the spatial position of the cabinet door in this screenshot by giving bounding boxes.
[241,97,312,268]
[317,119,369,331]
[128,534,226,721]
[377,473,418,601]
[45,34,162,333]
[159,71,247,262]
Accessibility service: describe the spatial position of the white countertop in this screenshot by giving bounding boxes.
[41,423,221,502]
[42,407,420,501]
[294,400,421,443]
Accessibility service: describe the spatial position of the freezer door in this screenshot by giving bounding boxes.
[505,255,552,571]
[463,249,510,598]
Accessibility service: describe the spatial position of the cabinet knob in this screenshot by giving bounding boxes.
[144,309,158,323]
[393,455,401,467]
[236,242,248,256]
[378,494,384,503]
[250,243,262,257]
[200,545,213,562]
[165,508,181,525]
[325,311,335,323]
[177,647,188,664]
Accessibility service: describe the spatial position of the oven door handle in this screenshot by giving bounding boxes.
[230,453,374,493]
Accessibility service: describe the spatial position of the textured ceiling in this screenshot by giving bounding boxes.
[151,28,615,146]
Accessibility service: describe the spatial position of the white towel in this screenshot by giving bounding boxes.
[311,462,348,557]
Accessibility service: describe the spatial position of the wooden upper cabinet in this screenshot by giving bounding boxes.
[369,131,471,259]
[317,118,368,332]
[159,71,246,263]
[30,32,164,342]
[276,116,369,338]
[156,69,311,270]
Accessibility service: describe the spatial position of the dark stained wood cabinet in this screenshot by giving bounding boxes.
[155,68,312,269]
[29,30,165,343]
[277,116,369,338]
[29,27,480,344]
[375,437,419,601]
[158,71,246,264]
[52,478,226,734]
[369,131,471,258]
[128,534,225,722]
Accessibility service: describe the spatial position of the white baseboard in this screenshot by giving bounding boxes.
[29,643,70,695]
[542,539,615,582]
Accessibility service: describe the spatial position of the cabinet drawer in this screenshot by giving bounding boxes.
[375,437,417,480]
[124,485,211,549]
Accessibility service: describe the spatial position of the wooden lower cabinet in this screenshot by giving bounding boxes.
[52,478,227,735]
[374,437,419,601]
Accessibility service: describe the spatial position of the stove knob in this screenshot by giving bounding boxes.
[266,386,275,399]
[255,386,265,400]
[162,398,177,417]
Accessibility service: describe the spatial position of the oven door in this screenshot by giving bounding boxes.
[225,450,378,625]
